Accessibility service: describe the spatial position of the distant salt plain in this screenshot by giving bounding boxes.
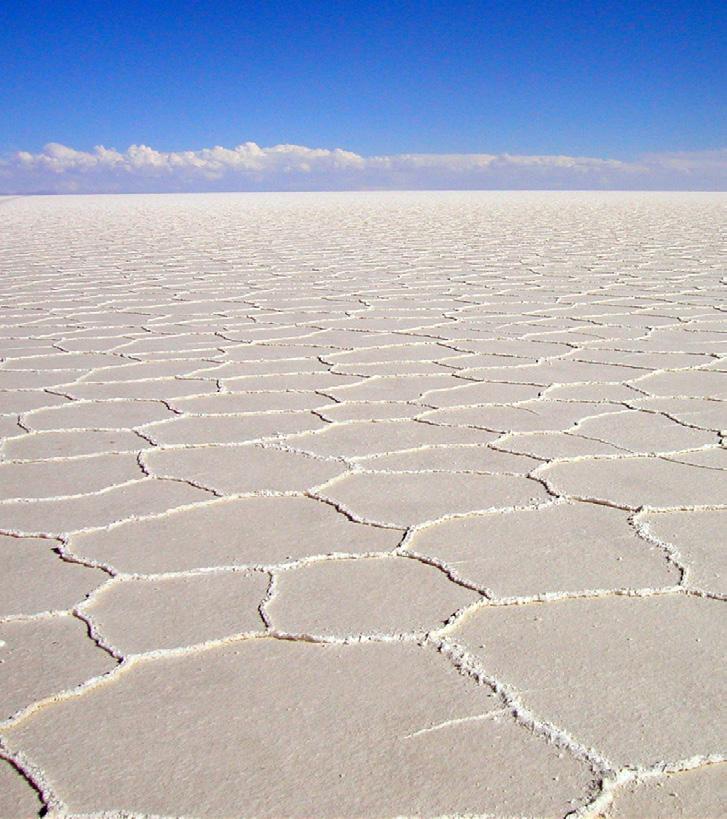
[0,191,725,817]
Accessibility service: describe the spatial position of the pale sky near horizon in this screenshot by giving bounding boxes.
[1,1,725,192]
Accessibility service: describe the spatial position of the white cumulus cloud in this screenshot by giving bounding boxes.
[1,142,725,193]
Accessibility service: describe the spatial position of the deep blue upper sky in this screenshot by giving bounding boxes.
[2,0,724,158]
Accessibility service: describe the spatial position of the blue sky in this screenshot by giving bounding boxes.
[1,1,725,191]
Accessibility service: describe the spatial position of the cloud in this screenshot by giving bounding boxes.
[1,141,725,194]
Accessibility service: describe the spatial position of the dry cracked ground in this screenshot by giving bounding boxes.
[0,191,725,819]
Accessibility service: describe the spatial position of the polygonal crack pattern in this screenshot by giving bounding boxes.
[0,191,724,818]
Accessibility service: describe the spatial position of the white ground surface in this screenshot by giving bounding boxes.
[0,191,725,818]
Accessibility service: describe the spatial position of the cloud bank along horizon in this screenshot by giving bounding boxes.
[2,141,726,194]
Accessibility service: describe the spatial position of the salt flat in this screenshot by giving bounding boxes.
[0,191,725,818]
